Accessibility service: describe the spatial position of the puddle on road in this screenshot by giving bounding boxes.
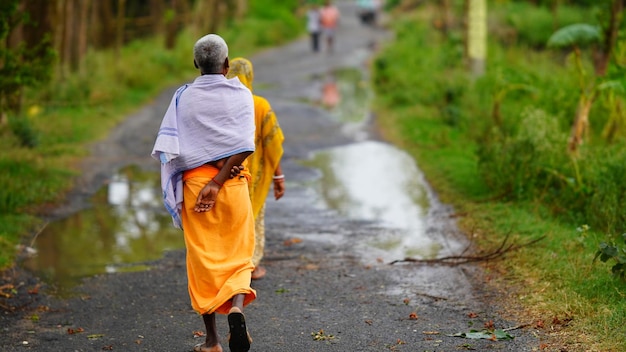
[21,166,183,297]
[22,64,457,296]
[302,141,443,263]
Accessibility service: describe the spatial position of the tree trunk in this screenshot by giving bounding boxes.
[150,0,165,37]
[235,0,247,20]
[594,0,624,76]
[76,0,91,74]
[165,0,192,49]
[192,0,223,37]
[96,0,116,49]
[115,0,126,60]
[466,0,487,77]
[164,0,178,49]
[209,0,223,34]
[568,95,595,154]
[438,0,452,35]
[5,1,25,115]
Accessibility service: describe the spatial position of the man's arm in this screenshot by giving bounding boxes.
[193,151,253,213]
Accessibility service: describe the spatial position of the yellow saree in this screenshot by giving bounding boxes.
[181,165,256,315]
[227,58,285,266]
[227,57,285,217]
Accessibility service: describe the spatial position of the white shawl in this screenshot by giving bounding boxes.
[151,75,255,228]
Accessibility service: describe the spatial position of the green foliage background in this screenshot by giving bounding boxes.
[373,1,626,350]
[0,0,303,269]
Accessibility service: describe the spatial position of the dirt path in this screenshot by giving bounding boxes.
[1,2,540,351]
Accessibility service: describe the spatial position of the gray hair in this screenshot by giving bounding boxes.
[193,34,229,74]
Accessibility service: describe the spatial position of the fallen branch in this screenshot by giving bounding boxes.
[388,234,545,265]
[502,323,532,332]
[415,292,448,301]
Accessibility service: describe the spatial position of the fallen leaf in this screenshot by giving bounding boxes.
[67,327,84,335]
[403,298,410,305]
[467,312,478,318]
[364,320,373,325]
[448,329,514,341]
[283,238,302,246]
[303,263,319,270]
[88,334,105,340]
[422,331,440,335]
[193,330,205,338]
[311,329,336,341]
[102,345,113,350]
[28,284,40,295]
[484,320,495,330]
[409,312,418,320]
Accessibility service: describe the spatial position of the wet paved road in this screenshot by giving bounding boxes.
[1,2,540,351]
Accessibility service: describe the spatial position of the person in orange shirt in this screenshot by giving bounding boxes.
[319,0,340,53]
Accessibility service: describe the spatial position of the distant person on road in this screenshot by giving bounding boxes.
[356,0,381,26]
[320,0,340,53]
[151,33,256,352]
[226,57,285,281]
[306,2,322,52]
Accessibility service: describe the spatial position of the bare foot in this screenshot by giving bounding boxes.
[193,342,223,352]
[251,266,266,280]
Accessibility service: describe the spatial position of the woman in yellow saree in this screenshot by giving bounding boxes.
[226,57,286,280]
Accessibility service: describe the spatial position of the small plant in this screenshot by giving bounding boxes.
[594,233,626,280]
[575,224,590,247]
[8,115,39,148]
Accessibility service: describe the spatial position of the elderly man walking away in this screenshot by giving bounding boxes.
[151,33,256,352]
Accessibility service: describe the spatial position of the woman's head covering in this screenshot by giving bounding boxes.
[226,57,254,90]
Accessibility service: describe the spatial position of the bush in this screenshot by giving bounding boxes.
[493,2,590,49]
[477,107,570,200]
[8,115,39,148]
[585,145,626,234]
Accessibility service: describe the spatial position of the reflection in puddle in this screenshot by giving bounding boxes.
[303,141,442,262]
[21,166,183,297]
[312,68,372,141]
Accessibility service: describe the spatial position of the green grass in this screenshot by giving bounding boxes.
[373,2,626,350]
[0,3,305,270]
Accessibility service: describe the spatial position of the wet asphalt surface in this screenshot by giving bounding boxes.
[1,2,541,351]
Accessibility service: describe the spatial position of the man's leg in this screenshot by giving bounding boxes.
[228,294,251,351]
[194,313,222,352]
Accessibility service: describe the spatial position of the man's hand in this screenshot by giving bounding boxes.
[211,158,242,179]
[194,181,220,212]
[230,165,244,178]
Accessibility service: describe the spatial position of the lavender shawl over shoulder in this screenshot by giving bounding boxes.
[151,75,255,228]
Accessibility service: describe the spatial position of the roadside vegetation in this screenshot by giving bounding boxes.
[0,0,304,269]
[373,0,626,350]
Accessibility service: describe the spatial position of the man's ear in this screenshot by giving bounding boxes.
[194,60,199,69]
[222,58,230,75]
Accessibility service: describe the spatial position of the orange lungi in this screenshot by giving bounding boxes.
[182,165,256,315]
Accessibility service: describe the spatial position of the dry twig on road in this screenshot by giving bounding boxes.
[388,234,546,266]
